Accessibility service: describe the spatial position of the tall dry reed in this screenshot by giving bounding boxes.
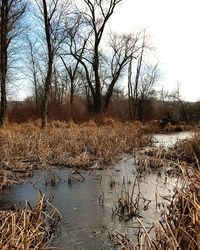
[0,121,152,171]
[0,193,61,250]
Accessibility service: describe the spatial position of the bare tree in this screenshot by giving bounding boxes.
[24,37,42,110]
[48,65,68,104]
[82,0,122,113]
[60,56,82,120]
[35,0,69,128]
[137,63,161,120]
[169,83,188,122]
[127,33,152,120]
[0,0,27,127]
[127,54,134,118]
[103,33,140,111]
[68,0,140,113]
[132,35,146,119]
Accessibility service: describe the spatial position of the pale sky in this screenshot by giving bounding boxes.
[110,0,200,101]
[16,0,200,102]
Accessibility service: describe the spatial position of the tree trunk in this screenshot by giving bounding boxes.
[41,0,53,129]
[128,58,133,119]
[0,0,8,127]
[33,72,39,109]
[93,94,102,113]
[133,37,145,120]
[93,43,102,113]
[103,73,120,112]
[41,93,48,129]
[70,81,74,119]
[41,61,52,129]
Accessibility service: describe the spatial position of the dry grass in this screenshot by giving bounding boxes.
[135,131,200,174]
[0,120,152,189]
[110,231,135,249]
[0,172,18,190]
[134,132,200,249]
[112,176,151,222]
[169,131,200,167]
[0,193,61,250]
[139,164,200,250]
[0,121,152,171]
[0,121,153,248]
[112,165,200,249]
[112,132,200,249]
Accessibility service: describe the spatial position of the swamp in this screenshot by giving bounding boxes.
[0,122,199,249]
[0,0,200,249]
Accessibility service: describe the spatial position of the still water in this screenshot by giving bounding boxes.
[0,132,192,249]
[154,131,191,147]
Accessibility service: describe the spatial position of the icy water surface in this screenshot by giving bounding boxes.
[154,131,192,147]
[0,132,192,249]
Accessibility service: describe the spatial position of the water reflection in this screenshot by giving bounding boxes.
[0,132,190,249]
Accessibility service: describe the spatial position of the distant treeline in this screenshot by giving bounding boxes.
[0,0,196,127]
[8,94,200,124]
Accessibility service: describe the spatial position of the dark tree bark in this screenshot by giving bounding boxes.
[133,37,145,120]
[127,56,134,118]
[0,0,26,127]
[0,0,8,127]
[36,0,68,128]
[40,0,54,128]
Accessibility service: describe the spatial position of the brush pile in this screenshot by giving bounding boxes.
[0,194,60,250]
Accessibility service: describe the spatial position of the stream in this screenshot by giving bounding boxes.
[0,131,192,249]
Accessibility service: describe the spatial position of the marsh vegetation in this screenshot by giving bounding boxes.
[0,120,199,249]
[0,0,200,249]
[0,193,60,250]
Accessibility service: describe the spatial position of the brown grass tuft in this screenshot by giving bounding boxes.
[149,165,200,250]
[0,121,152,173]
[0,193,60,250]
